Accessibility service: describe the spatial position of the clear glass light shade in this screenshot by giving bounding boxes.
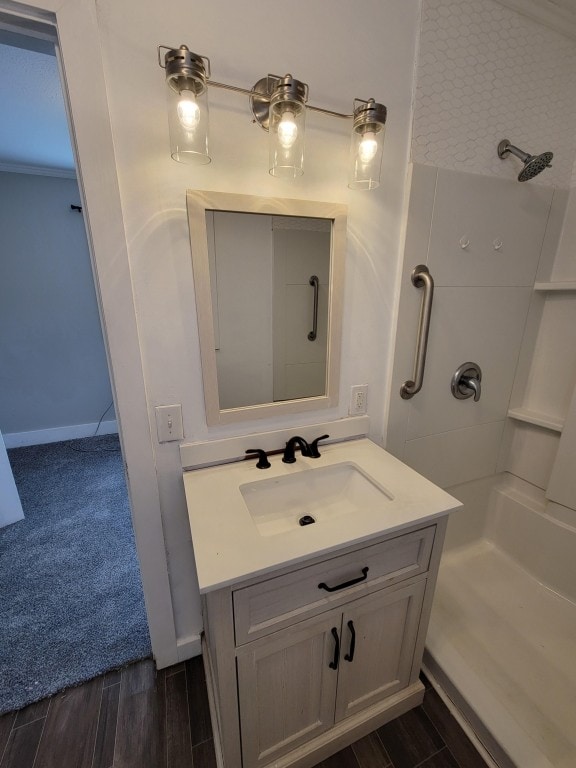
[348,124,385,190]
[167,85,210,164]
[269,103,305,178]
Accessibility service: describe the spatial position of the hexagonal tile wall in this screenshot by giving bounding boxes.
[413,0,576,188]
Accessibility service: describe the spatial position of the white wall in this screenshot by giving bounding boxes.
[93,0,421,648]
[0,172,114,442]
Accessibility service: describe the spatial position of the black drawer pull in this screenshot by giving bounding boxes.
[318,567,369,593]
[329,627,340,670]
[344,620,356,662]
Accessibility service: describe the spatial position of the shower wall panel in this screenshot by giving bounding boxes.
[426,169,551,286]
[403,422,505,489]
[387,164,561,489]
[405,286,532,440]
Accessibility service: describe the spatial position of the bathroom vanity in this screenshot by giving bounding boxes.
[182,437,460,768]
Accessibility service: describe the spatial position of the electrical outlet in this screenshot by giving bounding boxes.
[349,385,368,415]
[155,404,184,443]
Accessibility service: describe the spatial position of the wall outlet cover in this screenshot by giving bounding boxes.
[349,385,368,416]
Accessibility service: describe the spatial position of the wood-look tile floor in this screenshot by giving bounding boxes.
[0,659,488,768]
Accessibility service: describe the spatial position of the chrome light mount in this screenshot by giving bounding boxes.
[159,44,211,97]
[352,98,387,137]
[250,74,308,132]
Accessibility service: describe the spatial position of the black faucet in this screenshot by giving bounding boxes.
[308,434,329,458]
[282,436,311,464]
[245,448,271,469]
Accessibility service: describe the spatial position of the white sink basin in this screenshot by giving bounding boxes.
[240,461,394,537]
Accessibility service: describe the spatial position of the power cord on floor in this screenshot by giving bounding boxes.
[67,401,121,453]
[93,400,114,437]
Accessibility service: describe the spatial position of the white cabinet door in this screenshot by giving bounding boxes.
[236,610,340,768]
[334,580,426,722]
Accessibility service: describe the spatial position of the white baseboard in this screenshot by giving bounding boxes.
[3,420,118,448]
[176,633,202,662]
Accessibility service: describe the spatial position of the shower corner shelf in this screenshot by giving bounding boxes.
[507,407,564,433]
[533,281,576,292]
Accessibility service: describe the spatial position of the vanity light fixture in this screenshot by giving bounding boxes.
[158,44,387,188]
[253,74,308,178]
[162,46,211,164]
[349,99,387,190]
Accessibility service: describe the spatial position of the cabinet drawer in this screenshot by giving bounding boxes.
[233,525,435,645]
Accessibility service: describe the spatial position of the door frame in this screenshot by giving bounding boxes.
[0,0,178,666]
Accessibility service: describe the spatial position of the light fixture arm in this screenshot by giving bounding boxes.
[208,76,358,122]
[307,103,354,120]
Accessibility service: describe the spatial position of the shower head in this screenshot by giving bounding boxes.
[497,139,553,182]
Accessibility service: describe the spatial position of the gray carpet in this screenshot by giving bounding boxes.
[0,435,151,714]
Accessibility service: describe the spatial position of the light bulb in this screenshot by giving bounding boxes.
[277,110,298,149]
[177,90,201,131]
[358,131,378,163]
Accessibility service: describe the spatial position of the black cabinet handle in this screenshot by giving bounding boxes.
[318,567,369,593]
[329,627,340,670]
[344,620,356,662]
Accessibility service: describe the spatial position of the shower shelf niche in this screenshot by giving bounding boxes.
[507,407,564,433]
[533,281,576,292]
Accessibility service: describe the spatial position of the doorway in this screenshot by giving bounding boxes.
[0,29,150,713]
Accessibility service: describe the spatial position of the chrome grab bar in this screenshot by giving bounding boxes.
[400,265,434,400]
[308,275,319,341]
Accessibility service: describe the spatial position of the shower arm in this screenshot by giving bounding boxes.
[498,140,530,163]
[503,143,531,163]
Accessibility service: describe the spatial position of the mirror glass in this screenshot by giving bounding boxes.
[208,211,331,409]
[187,192,346,425]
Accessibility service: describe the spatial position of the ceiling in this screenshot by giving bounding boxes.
[494,0,576,39]
[0,30,74,177]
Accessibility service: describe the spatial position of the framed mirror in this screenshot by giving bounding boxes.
[186,191,347,425]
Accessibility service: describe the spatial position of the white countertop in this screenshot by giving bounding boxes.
[183,438,461,593]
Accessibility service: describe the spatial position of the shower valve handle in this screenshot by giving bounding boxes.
[452,362,482,402]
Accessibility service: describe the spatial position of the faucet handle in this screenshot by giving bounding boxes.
[451,362,482,402]
[245,449,271,469]
[309,434,330,458]
[461,375,481,402]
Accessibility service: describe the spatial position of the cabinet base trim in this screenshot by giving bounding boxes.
[208,668,424,768]
[260,681,424,768]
